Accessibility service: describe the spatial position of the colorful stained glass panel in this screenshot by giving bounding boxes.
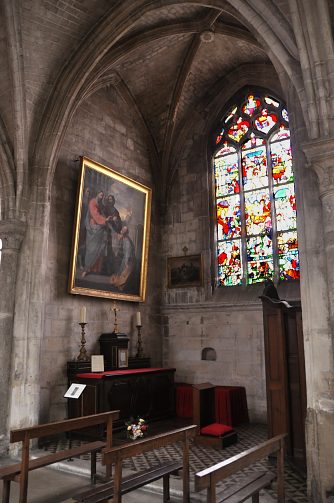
[227,117,250,142]
[278,231,300,280]
[271,125,290,142]
[214,152,239,196]
[242,144,268,190]
[242,95,261,116]
[277,230,298,255]
[217,240,242,286]
[282,108,289,122]
[254,109,278,134]
[216,142,236,157]
[242,135,265,149]
[215,91,298,287]
[270,138,293,184]
[274,184,296,231]
[244,190,272,235]
[215,128,224,144]
[217,196,241,240]
[247,234,273,283]
[265,96,279,107]
[224,106,237,123]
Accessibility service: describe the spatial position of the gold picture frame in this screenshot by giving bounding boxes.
[68,157,151,302]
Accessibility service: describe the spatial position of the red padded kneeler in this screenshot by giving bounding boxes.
[200,422,233,437]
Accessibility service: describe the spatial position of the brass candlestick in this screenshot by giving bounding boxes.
[136,325,144,358]
[77,322,89,362]
[112,302,120,333]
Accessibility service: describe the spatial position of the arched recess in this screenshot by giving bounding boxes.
[162,64,304,303]
[165,62,286,205]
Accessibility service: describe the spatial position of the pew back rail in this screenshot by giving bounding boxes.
[73,424,197,503]
[195,433,286,503]
[0,410,120,503]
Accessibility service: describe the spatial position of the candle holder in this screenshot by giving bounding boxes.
[77,322,89,362]
[112,302,120,333]
[136,325,144,358]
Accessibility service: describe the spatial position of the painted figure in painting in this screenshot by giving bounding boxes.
[78,187,91,268]
[81,190,113,277]
[110,226,136,291]
[103,194,122,275]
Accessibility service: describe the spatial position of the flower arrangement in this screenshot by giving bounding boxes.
[125,417,148,440]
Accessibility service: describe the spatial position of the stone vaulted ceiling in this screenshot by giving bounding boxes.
[0,0,301,218]
[65,2,270,202]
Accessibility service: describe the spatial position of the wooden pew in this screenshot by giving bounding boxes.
[73,424,197,503]
[0,410,119,503]
[195,433,286,503]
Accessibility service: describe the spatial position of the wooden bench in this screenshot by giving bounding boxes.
[195,433,286,503]
[73,424,197,503]
[0,410,119,503]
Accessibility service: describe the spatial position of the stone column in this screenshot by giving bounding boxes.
[0,219,26,454]
[303,139,334,502]
[7,181,51,438]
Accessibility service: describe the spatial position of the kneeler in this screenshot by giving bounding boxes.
[192,383,238,448]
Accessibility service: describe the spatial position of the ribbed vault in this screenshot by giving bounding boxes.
[1,0,334,217]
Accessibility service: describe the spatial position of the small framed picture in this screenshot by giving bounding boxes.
[118,348,128,368]
[91,355,105,372]
[167,254,203,288]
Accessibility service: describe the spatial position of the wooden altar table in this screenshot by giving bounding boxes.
[68,367,176,429]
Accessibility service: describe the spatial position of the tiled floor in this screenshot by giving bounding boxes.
[119,422,308,502]
[0,421,309,502]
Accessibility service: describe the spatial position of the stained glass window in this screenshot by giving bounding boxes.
[213,91,299,286]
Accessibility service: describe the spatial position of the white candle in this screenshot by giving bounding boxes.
[136,311,141,326]
[80,306,86,324]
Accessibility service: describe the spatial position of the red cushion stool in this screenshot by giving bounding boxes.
[200,422,233,437]
[199,422,238,448]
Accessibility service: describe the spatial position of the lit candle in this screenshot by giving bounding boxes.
[80,306,86,324]
[136,311,141,326]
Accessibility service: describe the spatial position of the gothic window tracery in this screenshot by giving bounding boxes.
[213,91,299,287]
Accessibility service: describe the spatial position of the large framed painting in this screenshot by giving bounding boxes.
[167,254,203,288]
[68,157,151,302]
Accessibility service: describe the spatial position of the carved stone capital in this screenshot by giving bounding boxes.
[0,220,27,251]
[302,138,334,197]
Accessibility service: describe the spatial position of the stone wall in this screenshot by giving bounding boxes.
[161,132,301,424]
[40,86,161,422]
[162,304,267,422]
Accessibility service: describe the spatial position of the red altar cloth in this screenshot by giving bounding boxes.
[76,368,174,379]
[175,383,193,418]
[215,386,249,426]
[175,383,249,425]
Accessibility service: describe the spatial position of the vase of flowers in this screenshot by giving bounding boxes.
[125,417,148,440]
